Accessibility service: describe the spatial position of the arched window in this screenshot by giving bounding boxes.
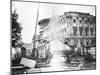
[79,19,82,24]
[73,27,77,36]
[79,27,83,36]
[73,19,76,23]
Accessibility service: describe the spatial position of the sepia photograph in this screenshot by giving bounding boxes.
[11,0,96,74]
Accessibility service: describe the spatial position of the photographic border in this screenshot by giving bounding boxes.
[10,0,96,74]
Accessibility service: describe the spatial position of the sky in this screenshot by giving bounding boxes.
[12,1,95,43]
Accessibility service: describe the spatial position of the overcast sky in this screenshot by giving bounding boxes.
[12,1,95,43]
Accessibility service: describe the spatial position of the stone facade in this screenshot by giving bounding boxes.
[36,11,96,58]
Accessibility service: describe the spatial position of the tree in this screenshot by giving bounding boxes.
[12,10,22,48]
[12,10,22,66]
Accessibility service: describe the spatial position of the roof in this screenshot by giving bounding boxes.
[38,18,50,25]
[64,11,90,16]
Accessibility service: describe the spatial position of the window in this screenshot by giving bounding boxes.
[62,28,64,33]
[86,40,89,46]
[90,27,94,36]
[79,27,83,36]
[63,17,66,23]
[80,40,83,46]
[73,27,77,36]
[79,19,82,23]
[90,18,94,25]
[85,27,89,36]
[82,17,84,20]
[92,39,96,46]
[64,28,66,32]
[59,20,62,24]
[90,21,93,25]
[61,19,63,24]
[73,19,76,23]
[73,27,77,31]
[85,20,88,24]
